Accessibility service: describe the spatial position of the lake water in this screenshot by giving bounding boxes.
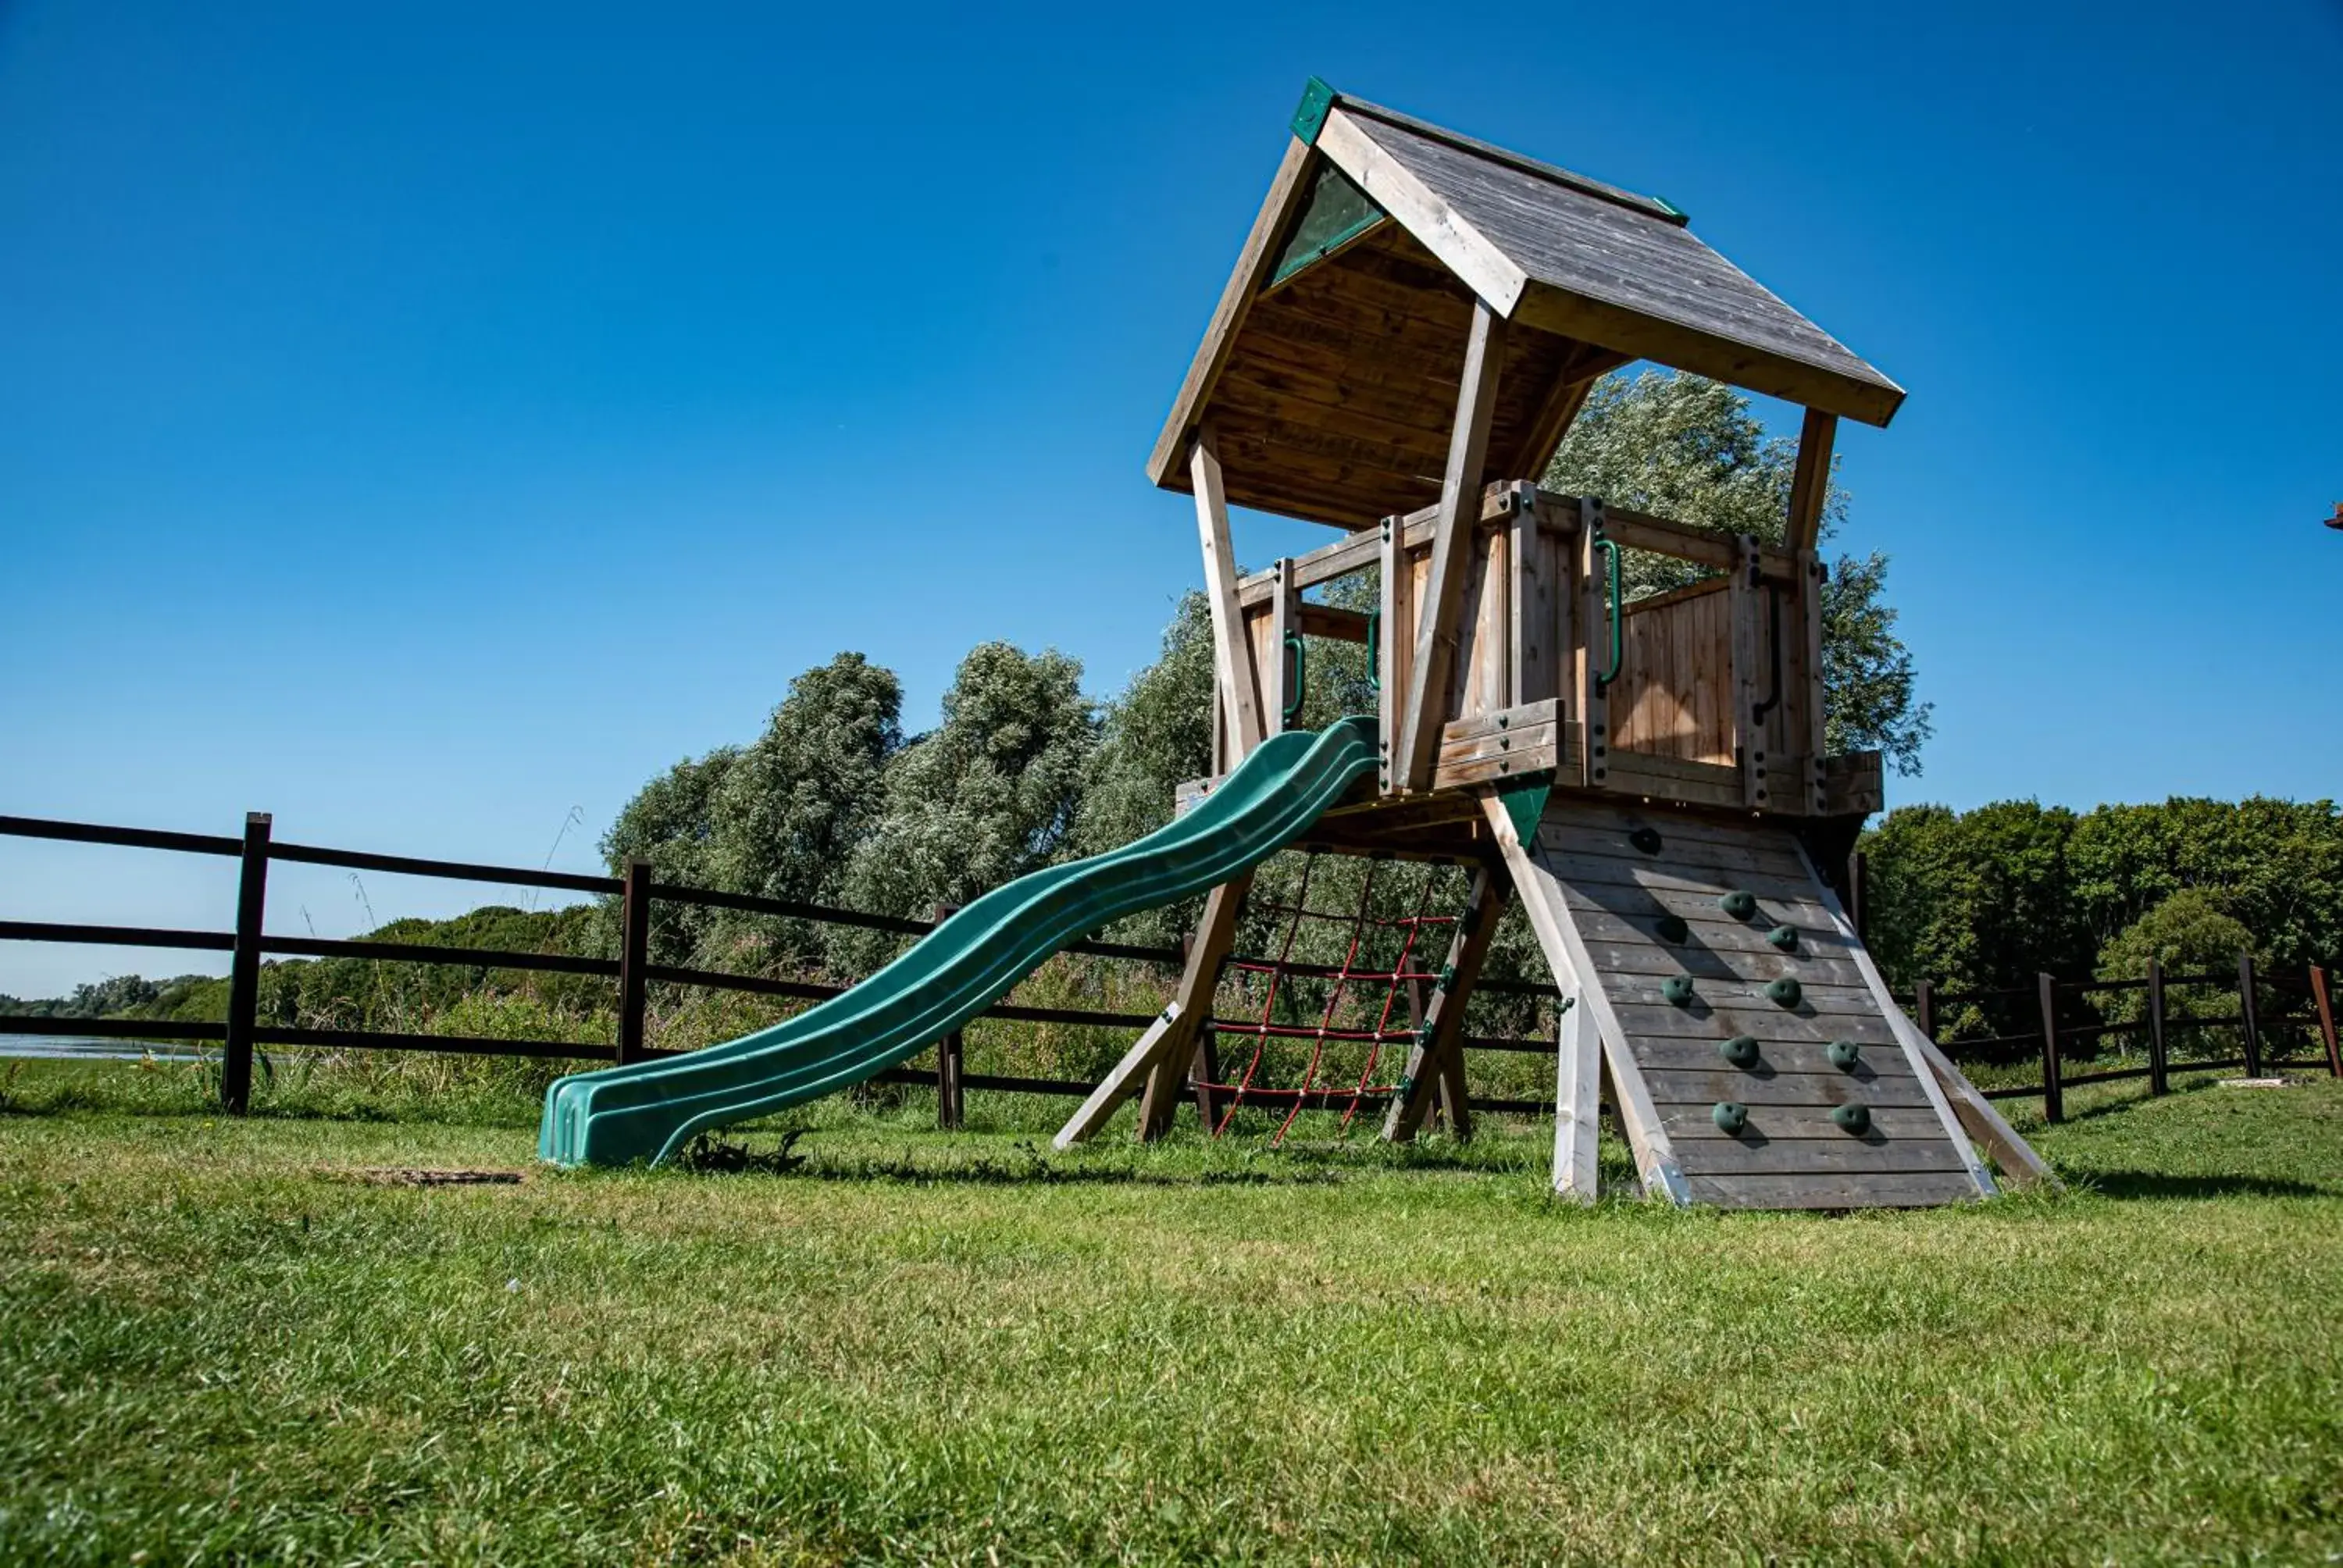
[0,1034,207,1064]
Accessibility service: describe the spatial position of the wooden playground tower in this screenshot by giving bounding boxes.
[1057,81,2048,1207]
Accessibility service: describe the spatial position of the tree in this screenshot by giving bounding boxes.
[709,651,903,910]
[601,652,903,964]
[1544,369,1933,774]
[837,642,1098,955]
[2095,887,2258,1035]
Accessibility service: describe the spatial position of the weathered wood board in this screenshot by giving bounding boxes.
[1507,797,2002,1209]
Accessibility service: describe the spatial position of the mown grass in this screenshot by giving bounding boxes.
[2,1066,2339,1565]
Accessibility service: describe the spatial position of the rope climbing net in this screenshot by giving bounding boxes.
[1199,853,1475,1143]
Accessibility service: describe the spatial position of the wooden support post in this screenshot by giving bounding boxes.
[1190,1027,1223,1131]
[1505,483,1554,706]
[1267,557,1298,736]
[2146,957,2169,1096]
[2311,964,2342,1078]
[1550,987,1602,1202]
[1914,978,1936,1043]
[1053,875,1251,1147]
[1480,795,1688,1204]
[1192,428,1264,764]
[1382,864,1506,1143]
[2236,951,2263,1077]
[1796,551,1828,815]
[220,811,272,1114]
[1377,513,1411,793]
[1396,300,1506,790]
[1784,408,1837,554]
[1577,498,1611,790]
[1847,849,1867,945]
[1729,533,1768,810]
[616,857,652,1065]
[2036,971,2064,1124]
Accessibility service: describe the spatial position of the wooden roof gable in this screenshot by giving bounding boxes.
[1150,82,1905,529]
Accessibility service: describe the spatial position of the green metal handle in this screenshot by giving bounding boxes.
[1594,534,1624,691]
[1365,610,1380,693]
[1282,631,1307,725]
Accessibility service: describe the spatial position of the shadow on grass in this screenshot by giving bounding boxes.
[2077,1170,2332,1201]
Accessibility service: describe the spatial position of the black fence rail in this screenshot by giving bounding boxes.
[0,811,1564,1128]
[1904,957,2342,1123]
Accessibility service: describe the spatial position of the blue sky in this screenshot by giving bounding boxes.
[4,0,2338,996]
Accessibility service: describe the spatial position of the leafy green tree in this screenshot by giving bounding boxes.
[836,643,1098,957]
[1075,592,1216,865]
[2095,887,2258,1037]
[1544,369,1932,773]
[601,746,740,960]
[709,651,903,911]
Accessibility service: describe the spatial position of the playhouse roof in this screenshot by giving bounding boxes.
[1150,82,1905,529]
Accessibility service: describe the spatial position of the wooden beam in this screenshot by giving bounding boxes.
[1551,976,1603,1201]
[1729,534,1770,811]
[1192,429,1264,761]
[1267,558,1297,736]
[1314,108,1528,317]
[1576,499,1612,791]
[1383,864,1507,1142]
[1147,135,1318,491]
[1396,300,1507,790]
[1052,875,1253,1148]
[1784,408,1838,554]
[1481,793,1687,1203]
[1796,551,1828,815]
[1377,512,1409,794]
[1512,347,1630,477]
[1514,281,1903,428]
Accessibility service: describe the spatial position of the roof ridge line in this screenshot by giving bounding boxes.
[1329,91,1690,228]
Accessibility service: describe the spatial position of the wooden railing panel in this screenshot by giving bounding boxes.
[1610,580,1734,764]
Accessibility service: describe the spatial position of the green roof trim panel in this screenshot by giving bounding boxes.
[1291,76,1337,144]
[1269,162,1388,287]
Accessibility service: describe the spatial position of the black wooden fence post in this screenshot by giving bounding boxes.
[2035,971,2064,1124]
[2236,951,2263,1077]
[2145,956,2169,1096]
[1913,978,1936,1043]
[616,858,651,1065]
[220,811,273,1114]
[932,905,965,1131]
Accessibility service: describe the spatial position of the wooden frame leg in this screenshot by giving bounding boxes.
[1551,989,1601,1201]
[1053,875,1250,1148]
[1383,864,1507,1142]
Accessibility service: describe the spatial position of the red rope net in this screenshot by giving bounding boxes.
[1199,856,1467,1143]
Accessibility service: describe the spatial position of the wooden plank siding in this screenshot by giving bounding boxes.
[1502,798,1995,1209]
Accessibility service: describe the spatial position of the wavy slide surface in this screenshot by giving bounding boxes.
[540,717,1378,1167]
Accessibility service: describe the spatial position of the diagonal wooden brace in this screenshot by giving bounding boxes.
[1052,875,1250,1147]
[1383,862,1507,1142]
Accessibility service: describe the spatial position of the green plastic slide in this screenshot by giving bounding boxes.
[539,716,1379,1167]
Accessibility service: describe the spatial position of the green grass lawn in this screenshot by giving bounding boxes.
[2,1066,2339,1565]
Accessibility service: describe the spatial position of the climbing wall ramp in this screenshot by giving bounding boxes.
[1488,795,1999,1210]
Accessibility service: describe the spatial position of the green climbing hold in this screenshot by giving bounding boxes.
[1661,975,1696,1007]
[1629,826,1663,855]
[1831,1102,1871,1134]
[1766,924,1798,951]
[1765,976,1803,1007]
[1712,1101,1749,1135]
[1717,1035,1760,1068]
[1653,912,1690,944]
[1828,1038,1861,1070]
[1719,889,1757,920]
